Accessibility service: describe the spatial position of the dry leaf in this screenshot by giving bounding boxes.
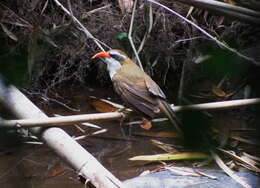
[218,148,260,173]
[133,131,179,138]
[88,98,120,112]
[211,150,251,188]
[212,85,226,97]
[45,164,66,178]
[151,139,179,153]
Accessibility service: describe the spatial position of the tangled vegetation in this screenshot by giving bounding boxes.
[0,0,258,100]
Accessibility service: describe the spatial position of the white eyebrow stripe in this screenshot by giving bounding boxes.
[109,51,126,59]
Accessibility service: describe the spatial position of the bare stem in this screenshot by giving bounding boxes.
[128,0,144,70]
[137,3,153,54]
[146,0,259,66]
[53,0,108,51]
[175,0,260,19]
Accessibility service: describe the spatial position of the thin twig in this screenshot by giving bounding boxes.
[53,0,108,51]
[137,3,153,54]
[178,50,190,103]
[44,97,80,112]
[173,98,260,112]
[175,36,204,43]
[175,0,260,19]
[0,2,32,28]
[163,58,170,85]
[40,0,49,15]
[83,4,111,17]
[128,0,144,70]
[0,112,125,127]
[74,129,107,141]
[146,0,259,66]
[67,0,74,20]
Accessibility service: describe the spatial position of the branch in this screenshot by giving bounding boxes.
[0,112,125,128]
[172,98,260,111]
[2,98,260,128]
[53,0,109,51]
[175,0,260,21]
[146,0,260,66]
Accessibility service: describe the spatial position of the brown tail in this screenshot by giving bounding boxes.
[158,100,183,135]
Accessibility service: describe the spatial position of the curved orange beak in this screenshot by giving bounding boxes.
[91,51,111,59]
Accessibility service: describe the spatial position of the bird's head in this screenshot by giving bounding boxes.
[91,49,130,78]
[92,49,129,63]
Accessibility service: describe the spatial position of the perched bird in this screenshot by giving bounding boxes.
[92,49,181,133]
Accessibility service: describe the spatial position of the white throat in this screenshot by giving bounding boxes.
[105,58,122,78]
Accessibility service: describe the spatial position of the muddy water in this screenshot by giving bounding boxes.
[0,85,172,188]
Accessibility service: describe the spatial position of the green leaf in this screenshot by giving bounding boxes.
[129,152,209,161]
[117,32,128,40]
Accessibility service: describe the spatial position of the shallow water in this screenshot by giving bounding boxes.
[0,84,258,188]
[0,85,170,187]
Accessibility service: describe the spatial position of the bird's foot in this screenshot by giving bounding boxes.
[117,107,132,115]
[117,107,127,112]
[140,118,152,130]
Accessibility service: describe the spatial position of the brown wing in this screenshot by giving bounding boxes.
[144,75,166,99]
[114,61,166,99]
[112,78,160,118]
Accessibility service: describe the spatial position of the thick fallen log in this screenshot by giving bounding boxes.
[0,82,125,188]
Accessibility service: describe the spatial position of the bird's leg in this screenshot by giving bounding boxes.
[116,105,133,119]
[117,106,132,136]
[119,117,127,137]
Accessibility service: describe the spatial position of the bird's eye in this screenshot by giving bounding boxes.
[109,52,125,61]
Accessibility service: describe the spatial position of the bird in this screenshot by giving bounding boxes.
[92,49,182,134]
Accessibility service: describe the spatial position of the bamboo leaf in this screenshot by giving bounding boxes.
[129,152,209,161]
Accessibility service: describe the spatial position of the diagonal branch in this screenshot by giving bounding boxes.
[53,0,109,51]
[146,0,259,66]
